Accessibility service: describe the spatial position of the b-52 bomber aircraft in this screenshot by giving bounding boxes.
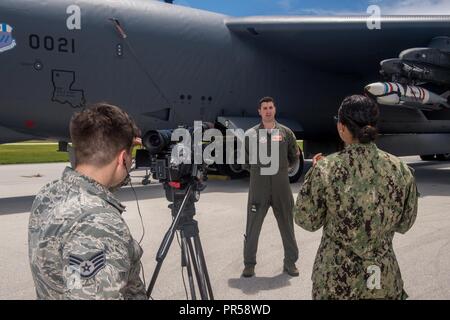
[1,0,450,182]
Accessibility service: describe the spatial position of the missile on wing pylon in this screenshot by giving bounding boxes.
[365,82,450,110]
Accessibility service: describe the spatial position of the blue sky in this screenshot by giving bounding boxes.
[170,0,450,16]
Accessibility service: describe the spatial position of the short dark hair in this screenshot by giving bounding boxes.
[258,96,275,109]
[70,103,141,166]
[338,95,380,144]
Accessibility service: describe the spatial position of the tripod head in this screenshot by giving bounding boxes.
[163,172,206,220]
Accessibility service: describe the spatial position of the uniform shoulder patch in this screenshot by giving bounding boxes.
[69,251,106,279]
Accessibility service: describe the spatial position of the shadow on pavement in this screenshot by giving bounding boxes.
[0,195,35,216]
[228,273,292,295]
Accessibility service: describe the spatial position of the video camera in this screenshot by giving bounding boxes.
[137,124,215,300]
[135,124,210,214]
[136,125,207,178]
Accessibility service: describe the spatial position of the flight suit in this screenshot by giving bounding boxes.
[243,121,299,268]
[294,143,418,299]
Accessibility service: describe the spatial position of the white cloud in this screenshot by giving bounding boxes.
[379,0,450,15]
[294,8,367,15]
[282,0,450,16]
[277,0,293,11]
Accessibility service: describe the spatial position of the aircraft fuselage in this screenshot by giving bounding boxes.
[1,0,450,157]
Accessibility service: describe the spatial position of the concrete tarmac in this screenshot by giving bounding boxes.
[0,157,449,300]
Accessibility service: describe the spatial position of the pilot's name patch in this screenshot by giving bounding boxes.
[271,134,283,142]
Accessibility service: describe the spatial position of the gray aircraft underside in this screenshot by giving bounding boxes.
[1,0,450,158]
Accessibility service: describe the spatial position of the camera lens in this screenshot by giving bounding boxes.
[142,129,174,154]
[149,135,161,147]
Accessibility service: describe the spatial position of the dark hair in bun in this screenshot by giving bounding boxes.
[338,95,379,144]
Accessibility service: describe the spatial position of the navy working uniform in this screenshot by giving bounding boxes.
[294,143,418,299]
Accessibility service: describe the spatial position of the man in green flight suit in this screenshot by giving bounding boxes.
[242,96,300,277]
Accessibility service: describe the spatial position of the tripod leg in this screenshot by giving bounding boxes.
[146,258,164,298]
[193,235,214,300]
[181,232,197,300]
[186,237,208,300]
[146,184,195,299]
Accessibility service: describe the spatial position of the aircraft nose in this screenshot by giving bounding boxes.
[365,83,386,96]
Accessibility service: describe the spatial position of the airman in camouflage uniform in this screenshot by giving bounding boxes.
[28,167,146,300]
[294,95,418,299]
[28,103,146,299]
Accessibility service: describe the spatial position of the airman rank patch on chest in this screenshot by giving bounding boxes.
[69,251,106,279]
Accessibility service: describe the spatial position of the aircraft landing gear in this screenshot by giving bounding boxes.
[288,149,304,183]
[217,163,248,179]
[436,153,450,161]
[420,154,436,161]
[216,140,249,179]
[142,170,151,185]
[420,154,450,161]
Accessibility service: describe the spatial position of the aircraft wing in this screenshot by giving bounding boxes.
[225,16,450,76]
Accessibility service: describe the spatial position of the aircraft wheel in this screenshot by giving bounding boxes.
[216,140,249,179]
[217,163,248,179]
[436,153,450,161]
[420,154,436,161]
[289,150,304,183]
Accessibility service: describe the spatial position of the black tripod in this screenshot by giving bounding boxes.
[146,182,214,300]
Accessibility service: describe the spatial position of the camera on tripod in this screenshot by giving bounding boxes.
[135,125,208,182]
[135,124,214,300]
